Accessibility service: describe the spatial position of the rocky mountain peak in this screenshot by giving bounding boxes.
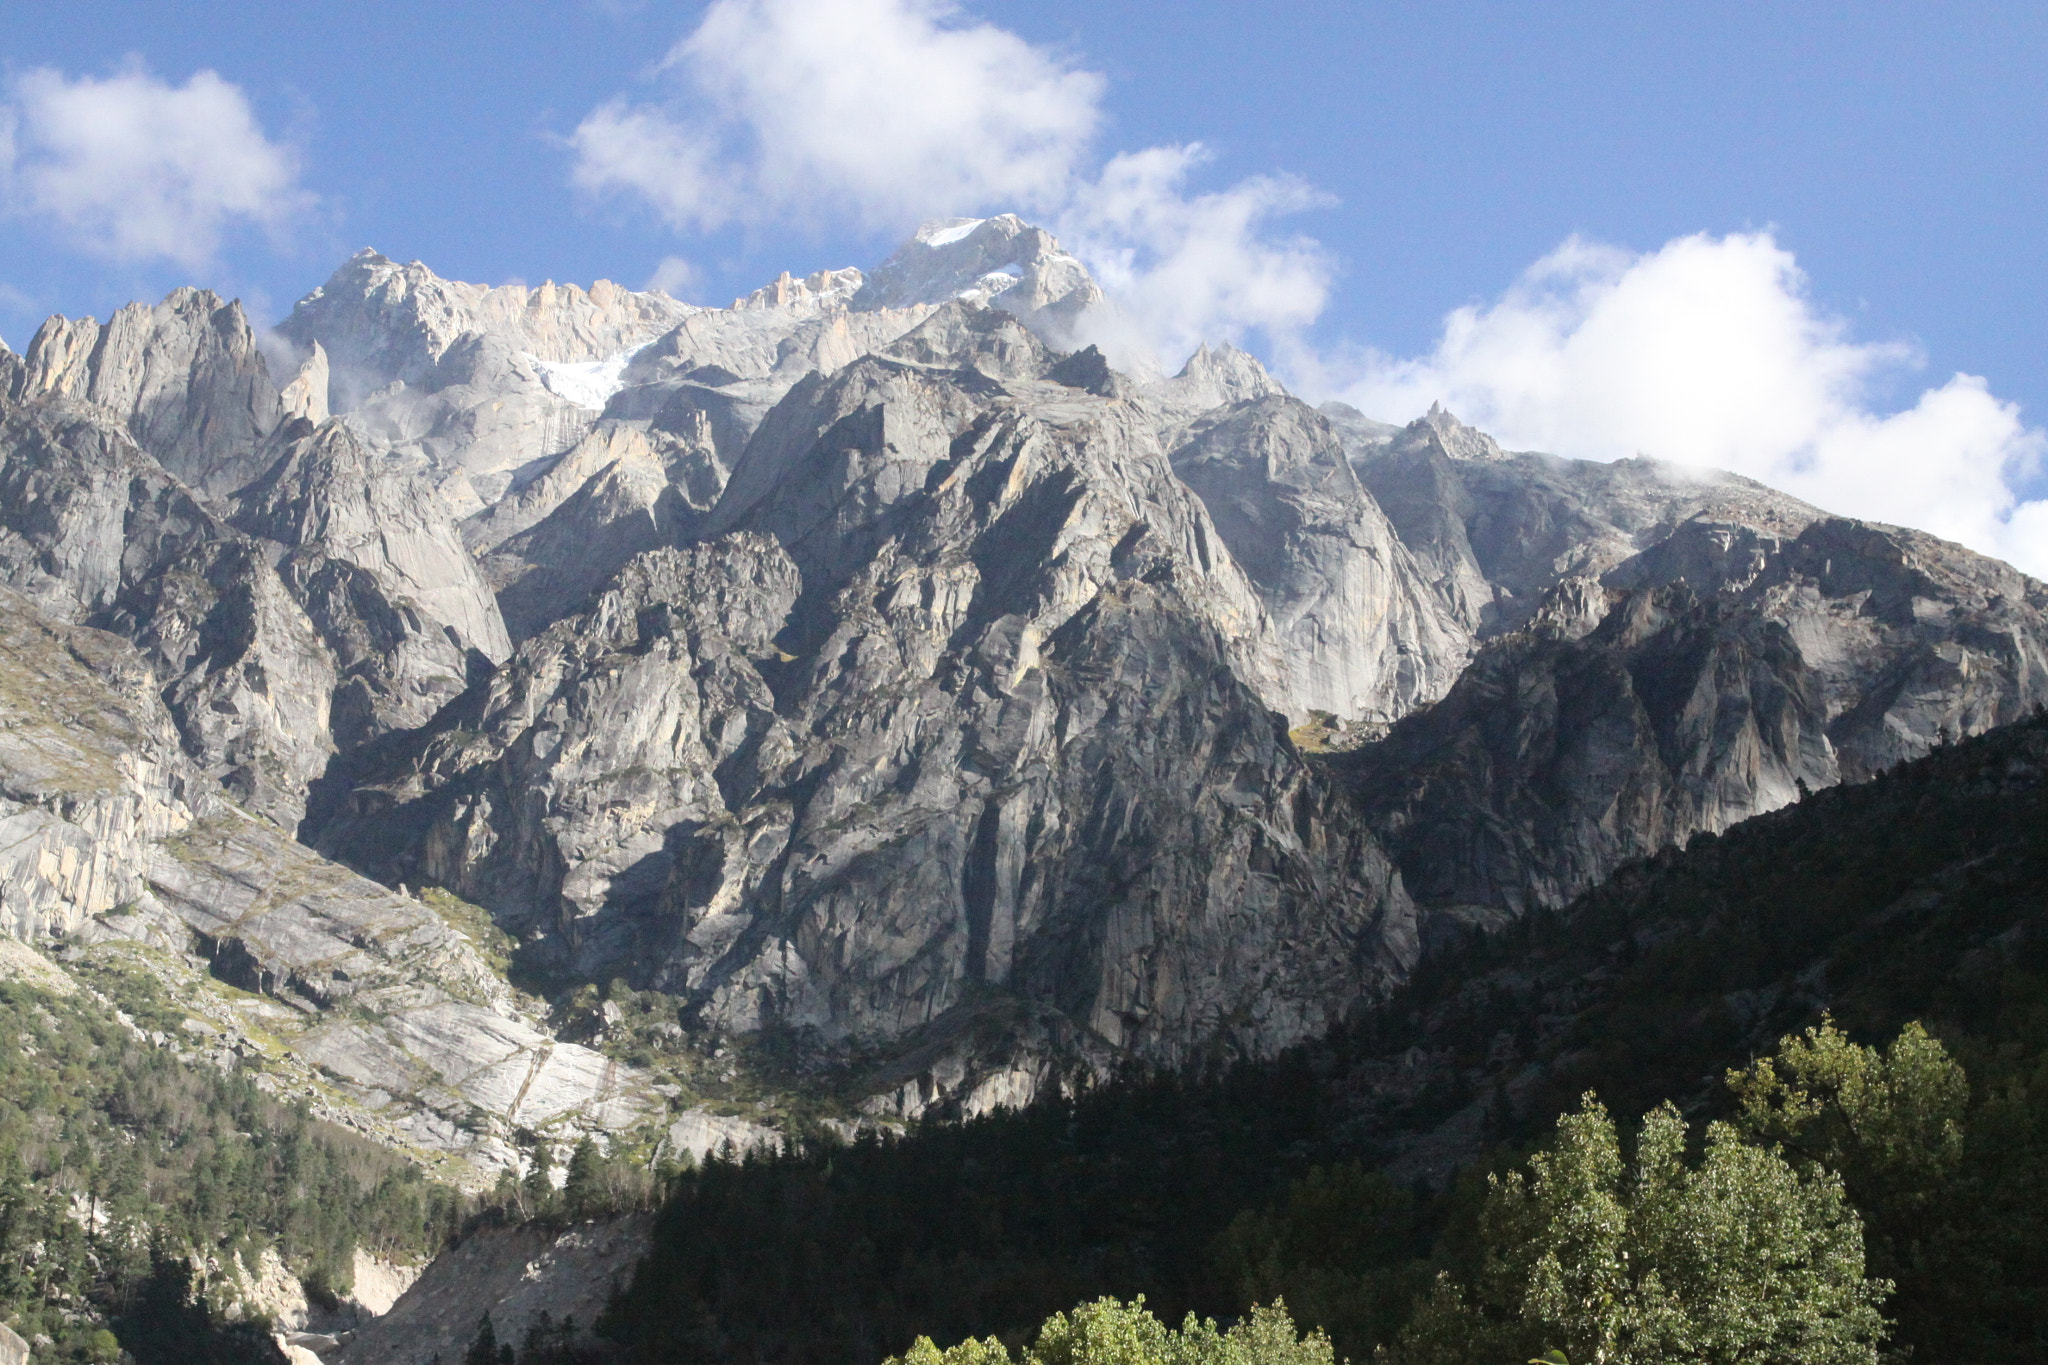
[15,286,284,496]
[1413,401,1510,463]
[1142,341,1288,425]
[1183,341,1286,401]
[0,334,21,404]
[852,213,1104,326]
[12,211,2048,1163]
[732,267,865,312]
[1316,401,1402,452]
[279,250,696,411]
[279,339,331,424]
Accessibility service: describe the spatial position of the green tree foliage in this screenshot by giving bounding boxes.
[1385,1096,1889,1365]
[1730,1019,2048,1358]
[559,1137,648,1221]
[466,1313,513,1365]
[601,1065,1331,1365]
[888,1297,1334,1365]
[1730,1019,1968,1214]
[0,974,468,1361]
[522,1144,556,1219]
[111,1250,287,1365]
[1215,1166,1435,1362]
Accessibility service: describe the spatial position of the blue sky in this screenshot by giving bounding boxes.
[4,2,2046,566]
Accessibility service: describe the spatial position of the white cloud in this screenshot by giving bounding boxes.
[565,1,2048,579]
[571,0,1102,232]
[568,0,1329,370]
[1060,144,1334,371]
[0,62,310,268]
[1323,232,2048,576]
[645,254,697,297]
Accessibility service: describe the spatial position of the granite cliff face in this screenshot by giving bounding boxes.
[851,214,1106,337]
[310,306,1417,1091]
[0,583,200,942]
[1335,402,1825,638]
[13,287,285,496]
[278,249,696,406]
[274,250,697,516]
[0,398,336,821]
[0,580,653,1181]
[232,416,513,747]
[7,217,2048,1134]
[1332,409,2048,942]
[1167,396,1469,727]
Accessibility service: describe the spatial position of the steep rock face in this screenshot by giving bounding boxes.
[616,289,935,395]
[0,585,201,939]
[235,418,510,659]
[312,306,1414,1077]
[312,535,801,962]
[732,266,864,312]
[137,810,658,1171]
[231,417,513,746]
[1168,396,1470,725]
[0,399,335,821]
[270,231,1112,659]
[277,252,697,515]
[336,1214,655,1365]
[471,382,773,641]
[16,288,284,497]
[1338,514,2048,932]
[24,217,2045,1141]
[325,329,607,514]
[1147,342,1289,428]
[278,340,331,424]
[1314,401,2048,936]
[0,579,655,1178]
[0,338,23,403]
[1343,404,1823,638]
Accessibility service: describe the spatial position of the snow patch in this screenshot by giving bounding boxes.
[529,341,651,411]
[920,218,985,248]
[956,267,1025,302]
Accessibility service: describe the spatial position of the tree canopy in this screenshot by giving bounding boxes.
[1386,1096,1889,1365]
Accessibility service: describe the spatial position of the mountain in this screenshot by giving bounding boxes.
[0,574,654,1177]
[851,214,1106,337]
[12,287,284,497]
[7,211,2048,1362]
[231,416,512,748]
[0,395,336,822]
[291,230,2048,1112]
[1166,394,1468,726]
[6,212,2048,1145]
[1333,407,2048,936]
[593,706,2048,1365]
[306,303,1414,1100]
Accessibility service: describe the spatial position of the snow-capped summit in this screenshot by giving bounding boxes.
[279,249,695,410]
[852,213,1105,332]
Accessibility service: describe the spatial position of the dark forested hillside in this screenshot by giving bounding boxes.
[600,712,2048,1365]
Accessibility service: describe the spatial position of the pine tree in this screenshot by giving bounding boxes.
[466,1313,512,1365]
[564,1138,605,1219]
